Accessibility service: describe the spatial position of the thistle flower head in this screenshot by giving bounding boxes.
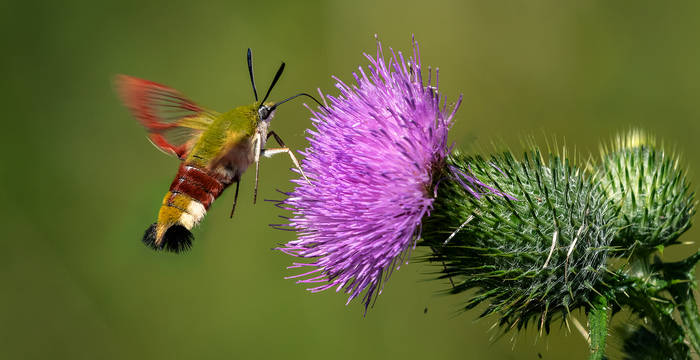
[598,129,695,255]
[277,37,466,310]
[422,149,615,331]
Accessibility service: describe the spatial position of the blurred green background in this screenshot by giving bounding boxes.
[2,1,700,359]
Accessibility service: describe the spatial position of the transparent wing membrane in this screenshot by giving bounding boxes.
[117,75,215,159]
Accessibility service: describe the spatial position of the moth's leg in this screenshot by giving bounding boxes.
[253,132,262,204]
[264,131,311,184]
[229,179,240,218]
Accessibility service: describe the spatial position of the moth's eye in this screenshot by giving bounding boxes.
[259,107,270,120]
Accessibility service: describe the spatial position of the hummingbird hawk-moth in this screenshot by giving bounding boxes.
[117,49,320,252]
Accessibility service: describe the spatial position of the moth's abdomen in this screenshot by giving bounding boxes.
[144,164,226,252]
[170,164,226,209]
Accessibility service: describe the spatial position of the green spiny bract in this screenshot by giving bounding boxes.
[421,149,615,332]
[598,130,695,256]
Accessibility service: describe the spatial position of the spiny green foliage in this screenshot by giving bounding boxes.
[604,263,691,359]
[421,149,616,331]
[616,324,677,360]
[598,130,695,255]
[419,130,699,359]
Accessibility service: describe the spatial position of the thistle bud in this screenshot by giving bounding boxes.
[598,130,695,255]
[422,149,615,331]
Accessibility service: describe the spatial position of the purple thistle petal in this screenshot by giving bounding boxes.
[277,38,462,311]
[448,164,518,201]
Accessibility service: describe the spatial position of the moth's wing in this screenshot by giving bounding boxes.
[116,75,217,159]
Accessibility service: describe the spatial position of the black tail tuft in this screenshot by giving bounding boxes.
[143,223,159,249]
[142,223,193,253]
[162,225,193,252]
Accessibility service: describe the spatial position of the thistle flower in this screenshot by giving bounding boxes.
[277,38,470,310]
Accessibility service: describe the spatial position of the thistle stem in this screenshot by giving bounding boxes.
[588,295,608,360]
[677,289,700,356]
[657,250,700,356]
[665,255,700,356]
[625,252,691,359]
[648,309,690,359]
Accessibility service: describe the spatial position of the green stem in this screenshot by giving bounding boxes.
[648,310,691,359]
[622,253,691,359]
[659,250,700,356]
[677,290,700,356]
[588,295,608,360]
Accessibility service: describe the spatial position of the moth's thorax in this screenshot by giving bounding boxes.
[210,138,255,184]
[183,102,275,185]
[186,104,256,165]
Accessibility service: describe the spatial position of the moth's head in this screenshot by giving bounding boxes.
[257,102,276,123]
[245,48,284,124]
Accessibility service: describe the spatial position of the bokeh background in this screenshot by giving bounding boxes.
[2,1,700,359]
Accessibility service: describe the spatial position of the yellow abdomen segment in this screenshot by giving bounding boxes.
[156,192,207,240]
[142,191,207,252]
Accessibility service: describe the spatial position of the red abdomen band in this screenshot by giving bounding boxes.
[169,164,225,208]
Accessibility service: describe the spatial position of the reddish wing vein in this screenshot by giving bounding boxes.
[116,75,213,159]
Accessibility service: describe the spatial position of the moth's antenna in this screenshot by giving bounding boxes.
[260,62,285,108]
[247,48,258,101]
[269,93,328,113]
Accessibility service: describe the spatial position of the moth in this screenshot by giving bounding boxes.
[117,49,321,252]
